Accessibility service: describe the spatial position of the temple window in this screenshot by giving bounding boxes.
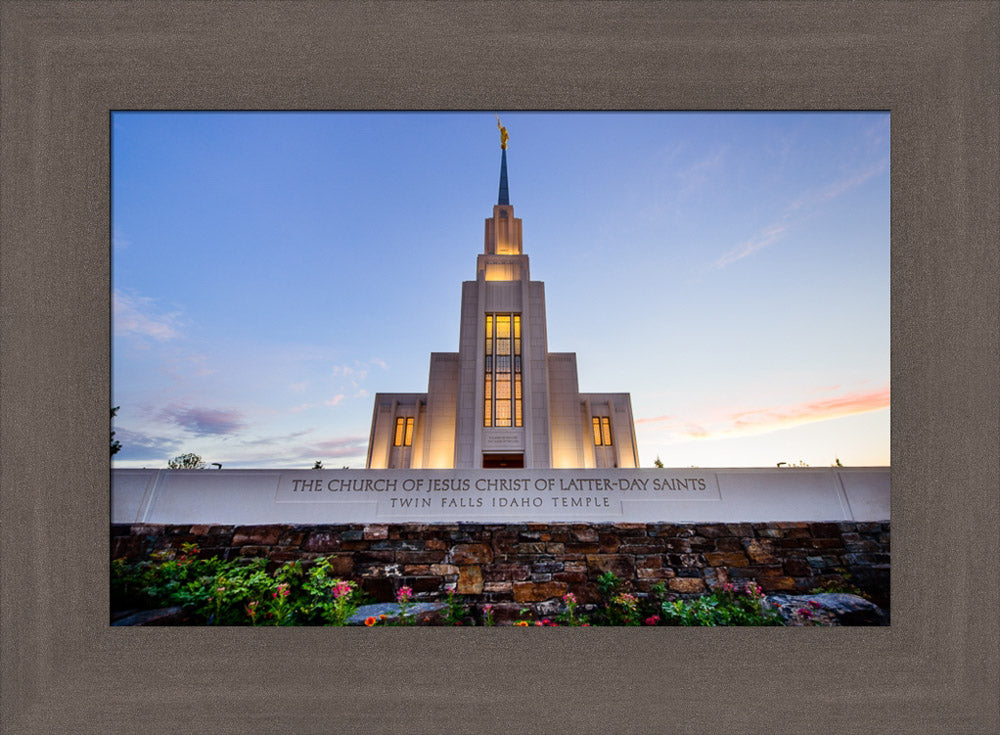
[484,313,522,427]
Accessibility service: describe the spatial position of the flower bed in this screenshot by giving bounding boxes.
[112,545,885,626]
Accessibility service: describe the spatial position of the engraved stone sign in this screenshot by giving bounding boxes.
[481,429,525,450]
[112,467,890,526]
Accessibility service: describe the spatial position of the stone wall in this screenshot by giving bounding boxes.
[111,521,890,614]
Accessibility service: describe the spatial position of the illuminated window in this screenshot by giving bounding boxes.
[394,417,414,447]
[593,417,613,446]
[484,313,522,427]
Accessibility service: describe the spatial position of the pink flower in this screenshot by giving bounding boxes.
[396,586,413,603]
[332,580,353,599]
[645,615,660,626]
[808,599,822,608]
[563,592,577,604]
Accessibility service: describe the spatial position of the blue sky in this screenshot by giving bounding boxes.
[112,111,889,469]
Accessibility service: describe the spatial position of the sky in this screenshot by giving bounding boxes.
[111,111,890,469]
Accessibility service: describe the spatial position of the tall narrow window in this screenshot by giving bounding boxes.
[484,313,522,427]
[593,417,613,446]
[394,417,414,447]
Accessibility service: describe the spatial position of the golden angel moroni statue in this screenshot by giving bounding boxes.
[496,114,508,149]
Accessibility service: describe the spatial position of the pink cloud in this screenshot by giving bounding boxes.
[635,414,674,425]
[639,386,889,441]
[730,387,890,431]
[113,290,181,341]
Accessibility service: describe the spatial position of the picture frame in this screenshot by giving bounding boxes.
[1,2,996,732]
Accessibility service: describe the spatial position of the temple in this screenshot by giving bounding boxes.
[366,123,638,469]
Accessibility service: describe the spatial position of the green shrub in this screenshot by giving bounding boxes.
[112,546,362,626]
[660,581,783,626]
[442,589,470,626]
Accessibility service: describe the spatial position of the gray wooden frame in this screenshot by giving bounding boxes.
[1,2,997,732]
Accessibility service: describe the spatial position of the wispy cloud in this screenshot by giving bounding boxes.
[711,222,790,270]
[788,159,888,213]
[159,405,246,436]
[289,393,347,414]
[674,146,728,197]
[240,432,367,459]
[113,290,181,341]
[728,387,890,434]
[636,414,675,425]
[310,437,369,459]
[709,159,888,271]
[237,434,370,465]
[114,428,183,457]
[331,358,388,389]
[184,354,217,377]
[240,429,314,447]
[639,386,890,441]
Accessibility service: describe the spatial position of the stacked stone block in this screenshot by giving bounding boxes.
[112,521,890,614]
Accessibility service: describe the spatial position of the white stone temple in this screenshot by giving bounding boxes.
[366,122,638,470]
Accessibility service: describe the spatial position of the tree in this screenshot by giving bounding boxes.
[111,406,122,457]
[312,460,324,469]
[653,456,664,468]
[168,452,206,469]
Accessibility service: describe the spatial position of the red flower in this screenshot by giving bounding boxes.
[364,616,376,627]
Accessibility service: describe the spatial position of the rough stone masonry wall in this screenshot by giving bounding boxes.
[112,521,890,615]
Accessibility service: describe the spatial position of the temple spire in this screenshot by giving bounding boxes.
[496,115,510,206]
[498,149,510,206]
